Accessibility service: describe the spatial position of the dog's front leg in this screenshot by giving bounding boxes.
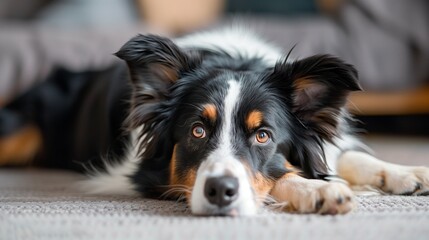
[338,151,429,195]
[270,173,355,214]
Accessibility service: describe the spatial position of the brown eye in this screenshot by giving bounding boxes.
[192,126,206,138]
[255,130,270,144]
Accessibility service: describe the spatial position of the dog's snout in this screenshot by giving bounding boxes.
[204,176,239,207]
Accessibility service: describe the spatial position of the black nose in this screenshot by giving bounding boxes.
[204,176,239,207]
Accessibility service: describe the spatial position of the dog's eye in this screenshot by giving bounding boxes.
[192,125,206,138]
[255,130,270,144]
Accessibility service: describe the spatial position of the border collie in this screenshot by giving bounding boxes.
[1,28,428,216]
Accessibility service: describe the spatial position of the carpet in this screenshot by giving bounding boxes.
[0,135,428,240]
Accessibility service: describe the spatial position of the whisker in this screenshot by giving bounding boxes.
[263,195,290,211]
[264,195,276,202]
[255,194,278,204]
[175,193,188,203]
[159,184,193,190]
[254,194,290,211]
[160,189,188,198]
[160,185,193,200]
[268,202,290,211]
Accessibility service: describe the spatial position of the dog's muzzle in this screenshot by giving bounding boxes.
[190,159,257,216]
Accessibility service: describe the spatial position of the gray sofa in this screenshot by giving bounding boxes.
[1,0,429,103]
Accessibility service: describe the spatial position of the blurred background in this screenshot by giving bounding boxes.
[0,0,428,136]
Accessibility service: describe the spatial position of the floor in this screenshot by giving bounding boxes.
[0,135,428,240]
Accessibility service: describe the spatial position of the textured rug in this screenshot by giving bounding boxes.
[1,135,428,240]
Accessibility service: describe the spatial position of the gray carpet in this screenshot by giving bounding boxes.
[1,136,428,240]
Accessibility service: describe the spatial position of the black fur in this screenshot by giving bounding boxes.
[0,65,131,171]
[267,55,361,178]
[115,35,361,195]
[0,33,361,198]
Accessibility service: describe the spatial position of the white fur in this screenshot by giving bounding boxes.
[77,128,142,195]
[322,109,372,174]
[338,151,429,195]
[324,134,371,175]
[78,28,429,216]
[82,28,287,197]
[217,80,241,159]
[81,28,371,201]
[270,174,355,214]
[176,27,283,65]
[191,80,257,215]
[81,28,364,197]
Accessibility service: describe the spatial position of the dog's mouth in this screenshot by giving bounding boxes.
[191,195,258,217]
[194,205,241,217]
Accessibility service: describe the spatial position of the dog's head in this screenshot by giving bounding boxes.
[116,34,360,216]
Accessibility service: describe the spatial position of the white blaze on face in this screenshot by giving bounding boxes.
[191,80,257,216]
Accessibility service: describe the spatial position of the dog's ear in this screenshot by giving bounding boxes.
[116,35,202,195]
[115,34,201,142]
[115,34,200,102]
[270,54,361,140]
[115,35,201,188]
[269,55,361,178]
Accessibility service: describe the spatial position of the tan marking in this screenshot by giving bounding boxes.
[284,161,301,174]
[250,158,304,199]
[154,64,179,83]
[169,144,179,186]
[292,77,326,109]
[271,172,323,212]
[293,77,316,91]
[169,144,196,203]
[267,162,302,210]
[242,159,301,204]
[202,104,217,123]
[182,169,196,203]
[271,170,355,214]
[0,125,42,166]
[251,173,275,204]
[241,162,274,203]
[246,110,263,130]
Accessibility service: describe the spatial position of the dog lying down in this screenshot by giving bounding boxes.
[1,28,428,216]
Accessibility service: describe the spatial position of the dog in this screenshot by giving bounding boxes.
[1,28,428,216]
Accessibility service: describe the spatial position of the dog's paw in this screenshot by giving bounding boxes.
[290,182,355,215]
[380,166,429,196]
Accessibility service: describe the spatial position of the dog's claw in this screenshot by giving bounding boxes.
[315,199,324,211]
